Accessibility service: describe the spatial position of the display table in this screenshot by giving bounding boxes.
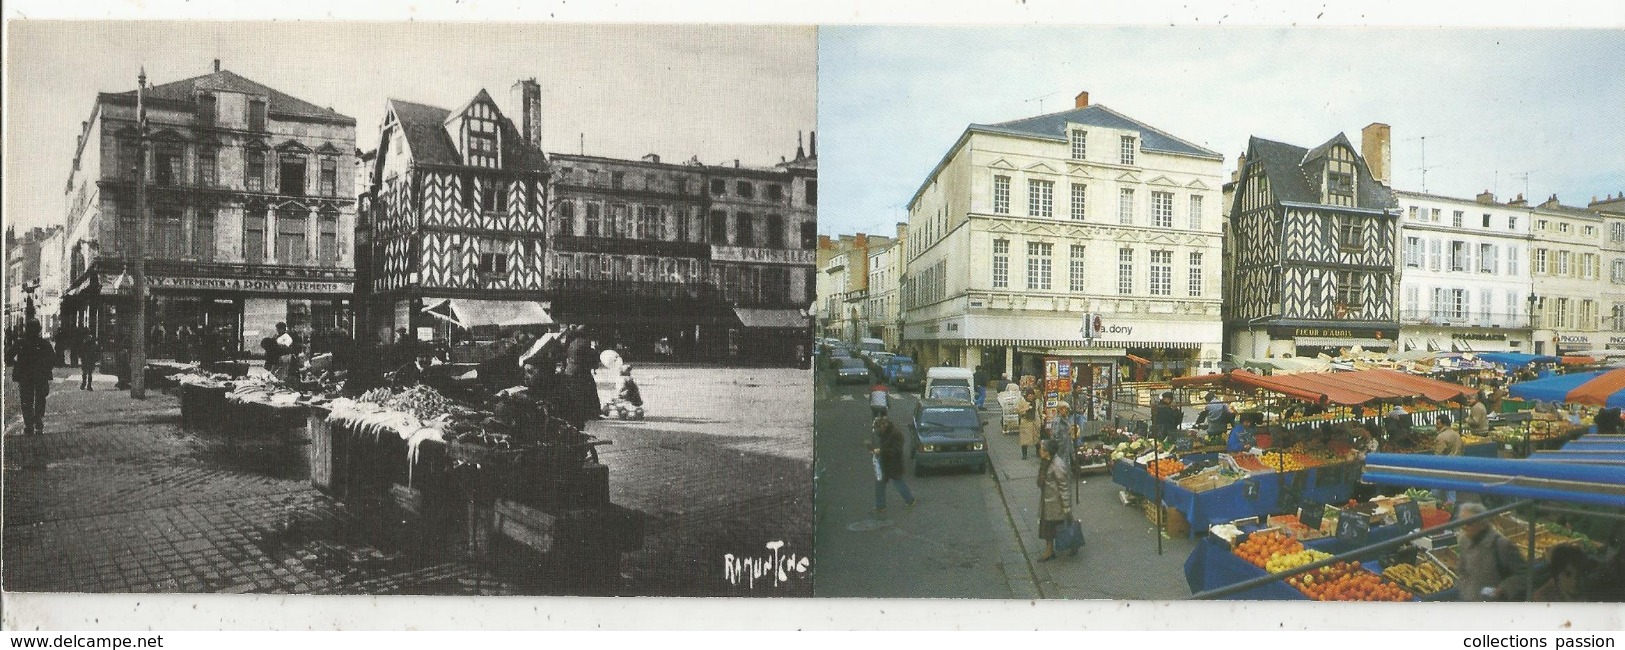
[178,383,229,432]
[1112,458,1359,537]
[1184,522,1452,600]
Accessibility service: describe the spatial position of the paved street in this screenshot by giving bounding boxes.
[813,377,1197,599]
[1,365,812,597]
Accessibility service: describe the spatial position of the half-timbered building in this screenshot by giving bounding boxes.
[61,63,358,355]
[1225,125,1401,359]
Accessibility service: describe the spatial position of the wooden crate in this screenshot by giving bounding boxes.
[307,407,341,495]
[1142,501,1190,536]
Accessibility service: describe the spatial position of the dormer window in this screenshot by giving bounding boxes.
[1070,129,1087,160]
[461,100,501,169]
[1322,145,1358,207]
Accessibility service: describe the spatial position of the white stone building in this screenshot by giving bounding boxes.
[901,91,1226,381]
[865,224,906,350]
[1526,196,1608,355]
[1395,190,1533,353]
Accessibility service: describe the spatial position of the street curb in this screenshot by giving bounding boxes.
[981,403,1046,600]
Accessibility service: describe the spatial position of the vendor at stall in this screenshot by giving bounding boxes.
[1227,412,1261,452]
[1151,391,1183,446]
[1465,393,1491,437]
[391,347,439,387]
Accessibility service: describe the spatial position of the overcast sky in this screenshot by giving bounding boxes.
[819,27,1625,236]
[3,22,816,233]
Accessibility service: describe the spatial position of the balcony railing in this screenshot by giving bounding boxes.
[1398,309,1529,328]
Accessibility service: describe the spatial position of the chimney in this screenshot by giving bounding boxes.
[808,131,816,158]
[818,235,832,250]
[734,160,740,168]
[213,59,220,72]
[510,78,542,150]
[896,221,908,240]
[642,153,660,164]
[1361,123,1392,185]
[1232,152,1247,184]
[796,131,806,161]
[1075,90,1090,109]
[1541,194,1563,209]
[1509,193,1527,207]
[1477,190,1496,204]
[855,233,868,250]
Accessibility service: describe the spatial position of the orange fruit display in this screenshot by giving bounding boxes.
[1146,457,1186,479]
[1232,530,1303,569]
[1288,561,1413,602]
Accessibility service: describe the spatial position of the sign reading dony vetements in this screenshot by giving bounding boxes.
[101,273,352,295]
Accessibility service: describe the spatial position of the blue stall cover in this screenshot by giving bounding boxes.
[1361,452,1625,508]
[1479,353,1560,369]
[1507,370,1610,403]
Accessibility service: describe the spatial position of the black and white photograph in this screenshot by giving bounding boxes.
[3,21,816,597]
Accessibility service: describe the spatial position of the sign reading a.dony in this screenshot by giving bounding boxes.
[105,273,351,295]
[710,246,815,265]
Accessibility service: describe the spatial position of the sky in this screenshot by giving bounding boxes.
[818,27,1625,236]
[2,22,816,233]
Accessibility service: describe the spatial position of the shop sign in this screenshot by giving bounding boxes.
[1268,325,1398,340]
[710,245,815,266]
[1607,336,1625,350]
[1559,334,1595,346]
[1453,331,1507,341]
[107,273,352,295]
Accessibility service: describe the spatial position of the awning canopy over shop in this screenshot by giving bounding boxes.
[732,307,809,329]
[1361,452,1625,509]
[1173,368,1476,406]
[1027,348,1126,358]
[422,299,553,329]
[63,274,96,299]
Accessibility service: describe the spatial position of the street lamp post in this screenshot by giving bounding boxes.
[129,67,150,399]
[1527,294,1542,355]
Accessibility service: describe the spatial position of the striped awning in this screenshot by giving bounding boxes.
[966,338,1208,350]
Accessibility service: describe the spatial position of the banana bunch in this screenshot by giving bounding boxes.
[1381,562,1453,594]
[1265,549,1332,574]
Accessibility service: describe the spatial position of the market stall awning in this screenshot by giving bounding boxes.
[1173,368,1476,406]
[422,299,553,328]
[732,307,808,329]
[1507,370,1611,404]
[1563,368,1625,408]
[1172,369,1334,404]
[1294,336,1391,349]
[1562,355,1600,366]
[1477,352,1559,369]
[1361,452,1625,509]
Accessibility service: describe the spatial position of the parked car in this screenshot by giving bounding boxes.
[825,346,854,370]
[890,361,924,391]
[833,357,871,384]
[910,399,989,475]
[864,351,895,375]
[882,355,915,381]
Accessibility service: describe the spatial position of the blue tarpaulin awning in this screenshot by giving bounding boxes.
[1507,370,1610,403]
[1478,352,1560,369]
[1361,452,1625,508]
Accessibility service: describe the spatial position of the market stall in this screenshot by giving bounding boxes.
[1184,516,1447,601]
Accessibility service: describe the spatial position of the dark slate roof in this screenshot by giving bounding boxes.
[387,94,545,171]
[112,70,353,123]
[1246,134,1397,210]
[973,104,1222,160]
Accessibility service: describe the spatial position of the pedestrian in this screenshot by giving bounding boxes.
[1531,544,1592,602]
[76,332,100,391]
[1430,413,1464,507]
[1594,407,1623,435]
[1195,391,1233,442]
[1018,388,1041,460]
[1151,391,1184,447]
[869,380,890,418]
[1465,392,1490,437]
[1454,501,1529,602]
[1383,399,1413,445]
[870,416,916,514]
[1047,400,1077,457]
[562,325,603,433]
[111,333,131,390]
[8,321,56,435]
[1036,438,1074,562]
[973,365,989,410]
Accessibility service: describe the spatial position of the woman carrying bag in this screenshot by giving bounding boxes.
[1037,438,1080,561]
[1018,388,1041,460]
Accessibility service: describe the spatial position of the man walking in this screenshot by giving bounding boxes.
[76,332,100,390]
[8,321,57,435]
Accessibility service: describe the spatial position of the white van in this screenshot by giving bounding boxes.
[923,367,976,404]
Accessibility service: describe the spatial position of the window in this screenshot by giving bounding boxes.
[1069,129,1087,160]
[1404,236,1422,268]
[248,99,266,131]
[1508,246,1520,275]
[1428,239,1442,271]
[993,175,1010,214]
[477,238,510,275]
[1188,195,1204,230]
[557,201,575,236]
[1338,216,1364,251]
[710,210,729,244]
[1119,136,1136,165]
[154,144,183,187]
[1616,305,1625,331]
[611,171,625,190]
[1150,191,1174,228]
[468,117,498,168]
[1583,253,1597,280]
[586,203,604,237]
[1509,216,1518,230]
[1149,250,1172,296]
[736,181,754,199]
[193,209,215,261]
[197,147,217,187]
[1452,210,1464,228]
[1451,288,1469,321]
[1558,250,1571,276]
[1327,171,1354,198]
[1431,208,1441,223]
[320,158,338,197]
[992,239,1009,289]
[317,210,339,266]
[1027,242,1052,290]
[1510,293,1521,323]
[197,93,216,125]
[800,221,816,249]
[710,178,727,195]
[1614,260,1625,284]
[243,206,266,264]
[1188,251,1204,296]
[765,214,784,249]
[1555,298,1570,329]
[1070,245,1087,292]
[1481,289,1493,321]
[768,184,784,202]
[1585,226,1597,237]
[461,174,477,211]
[1119,188,1135,225]
[647,206,668,241]
[1483,213,1492,228]
[1431,288,1448,320]
[806,179,817,206]
[480,179,507,213]
[1029,179,1054,218]
[244,147,266,192]
[1535,248,1548,274]
[1449,241,1468,272]
[1336,271,1363,314]
[1583,300,1597,329]
[1479,243,1496,273]
[279,153,306,196]
[119,139,141,180]
[1117,248,1134,295]
[276,206,307,265]
[1408,206,1419,221]
[155,208,184,257]
[1538,219,1548,231]
[1561,222,1572,234]
[1070,184,1087,221]
[611,204,630,238]
[736,213,755,247]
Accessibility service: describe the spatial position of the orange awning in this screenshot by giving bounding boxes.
[1126,354,1151,365]
[1562,356,1599,366]
[1172,368,1476,406]
[1566,368,1625,407]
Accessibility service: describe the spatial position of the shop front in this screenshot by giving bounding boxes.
[1557,333,1600,355]
[922,311,1222,383]
[1264,323,1399,358]
[1399,326,1528,354]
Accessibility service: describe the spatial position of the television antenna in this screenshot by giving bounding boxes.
[1510,171,1534,203]
[1024,91,1061,115]
[1404,135,1440,193]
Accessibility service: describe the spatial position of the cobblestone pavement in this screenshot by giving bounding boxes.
[2,365,812,597]
[812,377,1195,599]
